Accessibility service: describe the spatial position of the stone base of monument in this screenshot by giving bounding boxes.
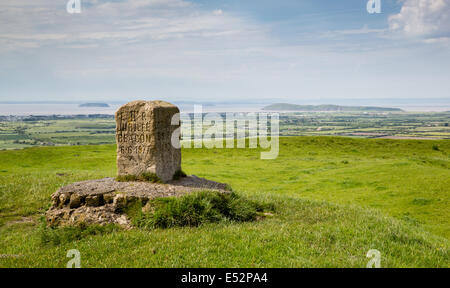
[46,176,229,228]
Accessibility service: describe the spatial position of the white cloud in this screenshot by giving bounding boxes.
[333,25,386,36]
[0,0,258,51]
[212,9,223,15]
[0,0,273,83]
[389,0,450,39]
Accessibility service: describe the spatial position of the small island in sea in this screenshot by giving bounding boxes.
[262,103,402,112]
[79,103,110,108]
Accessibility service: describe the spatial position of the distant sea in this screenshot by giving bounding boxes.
[0,103,449,116]
[0,104,266,116]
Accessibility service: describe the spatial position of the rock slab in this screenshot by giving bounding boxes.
[46,176,229,228]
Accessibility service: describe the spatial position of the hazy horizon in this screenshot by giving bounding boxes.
[0,97,449,105]
[1,101,449,116]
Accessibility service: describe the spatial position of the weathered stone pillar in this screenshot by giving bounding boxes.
[115,100,181,182]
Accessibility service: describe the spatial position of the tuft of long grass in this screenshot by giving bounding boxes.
[127,191,275,229]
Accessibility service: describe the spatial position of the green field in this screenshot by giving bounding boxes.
[0,116,115,149]
[1,112,449,150]
[0,136,448,267]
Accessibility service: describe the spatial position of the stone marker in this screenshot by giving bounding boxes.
[115,100,181,182]
[46,101,231,228]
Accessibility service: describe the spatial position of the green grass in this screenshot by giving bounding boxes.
[0,136,449,267]
[39,220,121,246]
[116,172,162,183]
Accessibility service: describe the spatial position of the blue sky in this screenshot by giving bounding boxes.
[0,0,449,103]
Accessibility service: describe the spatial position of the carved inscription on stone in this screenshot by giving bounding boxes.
[115,100,180,182]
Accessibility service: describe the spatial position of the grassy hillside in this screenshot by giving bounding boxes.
[0,137,449,267]
[263,103,402,112]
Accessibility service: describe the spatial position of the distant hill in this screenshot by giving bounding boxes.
[79,103,109,107]
[262,103,402,112]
